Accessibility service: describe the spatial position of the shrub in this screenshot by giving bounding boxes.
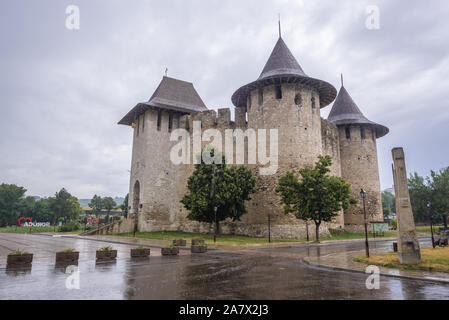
[59,221,80,232]
[9,249,30,255]
[329,228,345,236]
[390,219,397,230]
[99,246,113,251]
[61,248,75,253]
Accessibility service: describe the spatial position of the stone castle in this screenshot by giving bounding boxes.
[112,34,389,239]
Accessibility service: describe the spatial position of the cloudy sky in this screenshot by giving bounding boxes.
[1,0,448,198]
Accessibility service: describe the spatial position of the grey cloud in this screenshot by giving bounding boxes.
[1,0,448,198]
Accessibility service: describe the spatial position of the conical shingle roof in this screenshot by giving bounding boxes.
[232,37,336,108]
[119,76,207,126]
[258,37,307,79]
[328,85,389,138]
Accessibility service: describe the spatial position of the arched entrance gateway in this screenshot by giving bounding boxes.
[132,180,140,234]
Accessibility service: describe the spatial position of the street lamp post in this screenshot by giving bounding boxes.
[210,165,218,244]
[360,189,370,258]
[427,201,436,248]
[133,205,139,238]
[268,214,271,243]
[213,206,218,243]
[306,221,309,242]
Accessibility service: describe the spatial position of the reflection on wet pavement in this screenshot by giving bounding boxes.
[1,233,449,300]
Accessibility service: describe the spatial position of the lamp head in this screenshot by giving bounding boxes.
[360,189,367,199]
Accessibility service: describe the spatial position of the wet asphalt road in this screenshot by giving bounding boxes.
[1,233,449,300]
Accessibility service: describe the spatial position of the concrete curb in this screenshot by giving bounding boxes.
[32,233,217,251]
[301,258,449,285]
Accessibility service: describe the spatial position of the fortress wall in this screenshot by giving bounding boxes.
[126,90,347,238]
[240,83,332,238]
[128,108,185,232]
[321,118,344,228]
[338,125,383,232]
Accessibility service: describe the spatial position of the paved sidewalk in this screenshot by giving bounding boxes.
[35,232,417,251]
[303,245,449,284]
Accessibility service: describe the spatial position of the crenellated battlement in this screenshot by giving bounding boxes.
[177,107,248,133]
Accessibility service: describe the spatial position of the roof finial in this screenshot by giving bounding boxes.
[278,14,282,38]
[341,73,344,87]
[165,67,168,77]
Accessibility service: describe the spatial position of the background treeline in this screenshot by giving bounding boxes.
[0,184,81,227]
[382,166,449,227]
[0,183,129,228]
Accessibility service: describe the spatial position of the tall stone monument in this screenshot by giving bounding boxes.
[392,147,421,264]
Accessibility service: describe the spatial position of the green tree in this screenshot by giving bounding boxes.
[32,197,55,222]
[276,156,357,242]
[381,191,395,218]
[181,148,256,234]
[0,184,27,227]
[50,188,81,224]
[408,172,432,223]
[88,195,104,217]
[429,167,449,228]
[120,194,129,218]
[102,197,116,223]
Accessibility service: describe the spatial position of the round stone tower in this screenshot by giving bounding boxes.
[231,36,338,238]
[118,76,208,233]
[328,80,389,232]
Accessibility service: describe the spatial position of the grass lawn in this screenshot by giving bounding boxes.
[115,230,397,246]
[354,246,449,273]
[326,231,396,241]
[0,226,84,234]
[415,225,444,234]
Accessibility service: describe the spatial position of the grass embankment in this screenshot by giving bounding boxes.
[415,225,444,234]
[116,230,396,246]
[116,231,304,245]
[326,231,396,241]
[354,246,449,273]
[0,226,83,234]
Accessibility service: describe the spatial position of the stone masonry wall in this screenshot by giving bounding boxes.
[119,84,374,239]
[338,125,383,232]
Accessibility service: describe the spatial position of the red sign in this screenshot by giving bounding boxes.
[18,217,32,226]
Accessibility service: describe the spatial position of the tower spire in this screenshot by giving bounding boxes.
[341,73,344,87]
[278,14,282,38]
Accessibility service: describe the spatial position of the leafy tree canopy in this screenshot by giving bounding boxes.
[88,195,104,217]
[120,194,129,217]
[381,191,395,218]
[276,155,357,242]
[0,184,27,227]
[102,197,117,213]
[181,148,256,233]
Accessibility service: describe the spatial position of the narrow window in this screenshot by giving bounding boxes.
[294,93,302,106]
[361,127,366,140]
[258,88,263,106]
[247,94,252,110]
[372,128,376,141]
[275,85,282,100]
[137,116,140,136]
[168,112,173,132]
[142,113,145,133]
[345,127,351,140]
[311,96,316,109]
[157,109,162,131]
